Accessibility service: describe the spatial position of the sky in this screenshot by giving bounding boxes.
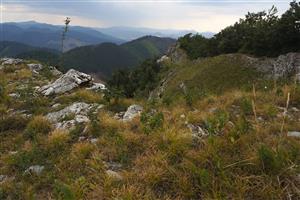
[0,0,292,32]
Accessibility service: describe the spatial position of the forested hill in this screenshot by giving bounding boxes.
[61,36,176,78]
[178,1,300,59]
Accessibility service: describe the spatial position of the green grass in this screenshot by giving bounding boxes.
[160,54,265,105]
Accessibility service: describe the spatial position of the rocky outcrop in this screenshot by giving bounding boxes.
[123,105,143,121]
[27,63,43,74]
[39,69,92,96]
[1,58,24,65]
[86,82,106,91]
[46,102,102,130]
[167,44,187,63]
[149,70,176,100]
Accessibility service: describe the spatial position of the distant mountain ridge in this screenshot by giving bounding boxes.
[62,36,176,78]
[97,26,214,41]
[0,21,124,52]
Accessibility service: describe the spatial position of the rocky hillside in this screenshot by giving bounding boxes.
[0,57,300,199]
[150,46,300,104]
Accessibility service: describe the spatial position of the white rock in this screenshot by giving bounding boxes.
[8,93,20,98]
[46,102,96,130]
[90,138,98,144]
[78,136,86,142]
[39,69,92,96]
[86,82,106,91]
[74,115,90,123]
[187,124,208,138]
[46,102,92,123]
[24,165,44,175]
[56,120,76,130]
[123,105,143,121]
[1,58,23,65]
[27,63,43,74]
[52,103,61,109]
[106,170,123,181]
[287,131,300,138]
[157,55,170,64]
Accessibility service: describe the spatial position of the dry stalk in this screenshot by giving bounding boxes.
[280,92,290,134]
[252,84,258,123]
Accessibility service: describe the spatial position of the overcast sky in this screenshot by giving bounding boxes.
[1,0,291,32]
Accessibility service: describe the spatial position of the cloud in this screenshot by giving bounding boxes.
[1,0,291,32]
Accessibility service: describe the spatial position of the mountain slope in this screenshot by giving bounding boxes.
[62,36,176,78]
[0,21,124,51]
[0,41,58,56]
[121,36,176,62]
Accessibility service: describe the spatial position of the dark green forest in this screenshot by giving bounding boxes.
[179,1,300,59]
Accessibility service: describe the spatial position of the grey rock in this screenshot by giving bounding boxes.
[157,55,170,64]
[86,82,106,91]
[27,63,43,74]
[46,102,96,130]
[148,70,176,100]
[114,112,125,120]
[78,136,86,142]
[49,66,63,76]
[39,69,92,96]
[123,105,143,121]
[24,165,44,175]
[90,138,98,144]
[55,120,76,130]
[74,115,90,123]
[104,161,122,171]
[187,124,208,138]
[1,58,23,65]
[106,170,123,181]
[287,131,300,138]
[0,175,7,182]
[46,102,92,123]
[179,82,187,94]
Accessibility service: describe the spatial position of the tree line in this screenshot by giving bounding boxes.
[179,1,300,59]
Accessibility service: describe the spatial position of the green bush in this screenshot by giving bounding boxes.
[205,110,229,135]
[140,110,164,134]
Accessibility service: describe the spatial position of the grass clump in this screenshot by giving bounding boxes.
[24,116,52,140]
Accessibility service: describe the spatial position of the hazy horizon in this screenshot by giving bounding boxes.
[1,0,290,33]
